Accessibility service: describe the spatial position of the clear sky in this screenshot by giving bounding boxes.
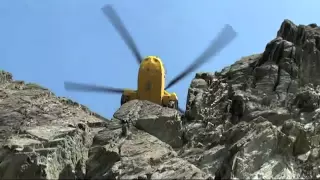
[1,0,319,119]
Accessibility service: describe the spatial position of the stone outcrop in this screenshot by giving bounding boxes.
[0,70,106,179]
[2,19,320,179]
[184,19,320,179]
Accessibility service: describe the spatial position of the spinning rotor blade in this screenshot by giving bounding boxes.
[64,81,124,94]
[101,5,143,64]
[165,24,237,90]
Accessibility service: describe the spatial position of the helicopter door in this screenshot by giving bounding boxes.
[144,73,162,104]
[138,76,153,102]
[138,65,163,105]
[145,80,152,99]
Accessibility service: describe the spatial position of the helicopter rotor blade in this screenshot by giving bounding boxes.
[101,5,143,65]
[165,24,237,90]
[64,81,124,94]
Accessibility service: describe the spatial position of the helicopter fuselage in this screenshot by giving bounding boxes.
[122,56,178,108]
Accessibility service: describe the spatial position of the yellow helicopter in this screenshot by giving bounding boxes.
[64,5,237,113]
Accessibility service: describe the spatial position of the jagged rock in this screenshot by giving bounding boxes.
[113,100,184,148]
[0,72,106,179]
[4,19,320,179]
[182,19,320,179]
[86,124,210,179]
[0,70,13,84]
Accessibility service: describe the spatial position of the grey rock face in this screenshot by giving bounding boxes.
[2,19,320,179]
[113,100,184,148]
[0,71,106,179]
[184,19,320,179]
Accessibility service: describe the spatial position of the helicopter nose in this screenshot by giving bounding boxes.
[143,58,161,72]
[145,57,158,64]
[144,58,156,65]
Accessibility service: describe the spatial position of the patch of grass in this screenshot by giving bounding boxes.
[24,83,49,91]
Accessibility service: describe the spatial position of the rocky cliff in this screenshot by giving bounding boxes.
[1,19,320,179]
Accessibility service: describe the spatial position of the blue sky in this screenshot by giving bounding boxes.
[1,0,319,119]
